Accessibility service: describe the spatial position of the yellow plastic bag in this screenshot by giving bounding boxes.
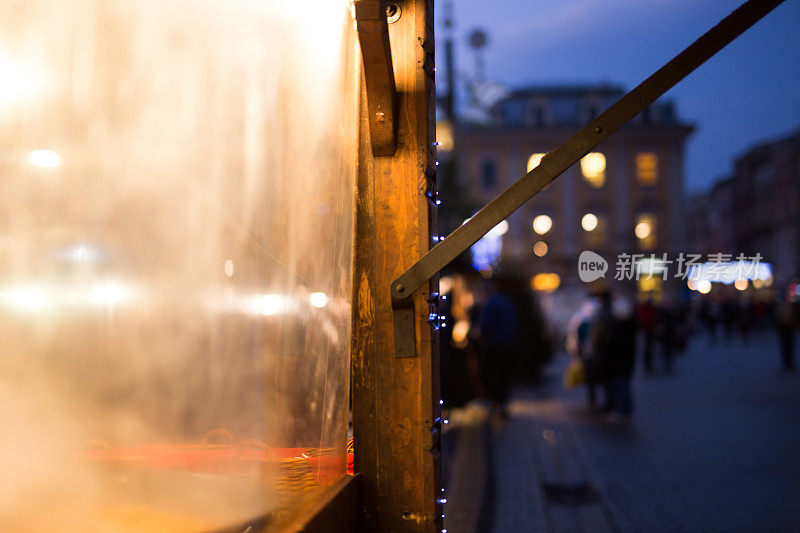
[563,359,586,389]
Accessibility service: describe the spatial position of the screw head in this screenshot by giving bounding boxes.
[386,2,401,23]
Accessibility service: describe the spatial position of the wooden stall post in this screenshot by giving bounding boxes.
[351,0,441,531]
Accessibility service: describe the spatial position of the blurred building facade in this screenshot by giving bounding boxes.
[689,128,800,287]
[452,84,694,299]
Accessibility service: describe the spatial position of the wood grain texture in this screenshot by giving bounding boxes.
[351,0,440,531]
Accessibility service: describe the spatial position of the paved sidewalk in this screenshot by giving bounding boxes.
[444,332,800,532]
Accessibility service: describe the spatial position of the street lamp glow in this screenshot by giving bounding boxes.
[533,241,548,257]
[532,215,552,235]
[27,149,61,168]
[635,221,652,240]
[697,280,712,294]
[581,213,598,232]
[734,279,748,291]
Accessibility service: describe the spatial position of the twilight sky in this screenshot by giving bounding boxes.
[435,0,800,192]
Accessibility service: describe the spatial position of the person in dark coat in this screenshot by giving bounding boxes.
[637,298,656,372]
[478,280,519,416]
[590,291,615,413]
[608,297,637,421]
[777,296,796,371]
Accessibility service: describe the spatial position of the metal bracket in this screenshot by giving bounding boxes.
[389,0,785,357]
[355,0,397,157]
[392,295,416,358]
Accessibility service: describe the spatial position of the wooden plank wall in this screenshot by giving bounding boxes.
[351,1,441,531]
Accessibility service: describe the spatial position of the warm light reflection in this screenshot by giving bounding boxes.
[533,241,548,257]
[0,281,136,311]
[581,213,598,232]
[63,245,100,264]
[89,282,134,307]
[260,294,283,316]
[527,153,546,172]
[439,276,453,295]
[697,280,712,294]
[0,54,47,107]
[0,285,51,313]
[309,292,328,308]
[452,320,470,345]
[0,0,358,527]
[532,215,552,235]
[28,149,61,168]
[734,279,749,291]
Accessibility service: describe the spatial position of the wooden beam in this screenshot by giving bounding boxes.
[351,0,441,531]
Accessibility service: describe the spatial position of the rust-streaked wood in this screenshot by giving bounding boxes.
[352,0,440,531]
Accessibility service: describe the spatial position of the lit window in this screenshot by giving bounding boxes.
[636,152,658,185]
[532,215,552,235]
[581,152,605,188]
[533,241,548,257]
[635,214,657,250]
[638,274,662,295]
[527,153,546,172]
[531,273,561,293]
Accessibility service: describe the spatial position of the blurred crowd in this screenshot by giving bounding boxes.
[564,284,800,423]
[440,268,800,425]
[438,271,554,418]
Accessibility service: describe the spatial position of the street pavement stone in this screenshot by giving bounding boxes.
[446,331,800,532]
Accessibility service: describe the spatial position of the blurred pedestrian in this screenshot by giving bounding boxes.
[607,296,637,423]
[777,296,795,371]
[738,298,753,343]
[590,290,615,413]
[656,301,677,373]
[566,296,600,409]
[637,298,656,372]
[721,298,737,343]
[699,299,719,343]
[477,279,518,418]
